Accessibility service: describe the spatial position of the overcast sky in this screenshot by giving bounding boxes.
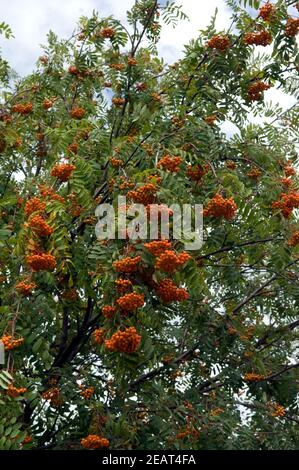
[0,0,296,133]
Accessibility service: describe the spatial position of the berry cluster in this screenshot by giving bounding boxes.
[81,435,109,449]
[51,163,76,182]
[243,373,265,382]
[118,178,134,191]
[39,185,65,203]
[155,250,191,273]
[116,292,145,312]
[247,81,271,101]
[128,56,137,66]
[110,157,123,167]
[27,214,53,237]
[287,231,299,247]
[105,327,141,353]
[187,164,208,181]
[110,63,125,71]
[93,328,106,345]
[203,194,237,220]
[155,279,189,303]
[15,280,37,296]
[284,164,296,176]
[100,27,115,38]
[285,18,299,37]
[0,335,24,350]
[280,177,292,187]
[268,403,286,418]
[151,92,162,102]
[26,253,56,271]
[112,97,126,106]
[42,387,62,407]
[7,385,27,398]
[136,82,148,92]
[171,116,185,128]
[70,107,86,119]
[204,115,217,125]
[113,255,141,273]
[259,3,275,22]
[22,436,33,445]
[102,305,117,318]
[226,160,237,170]
[127,183,157,205]
[272,191,299,218]
[207,35,230,51]
[115,278,132,293]
[68,65,79,75]
[247,167,262,179]
[62,288,78,301]
[67,142,78,154]
[24,197,46,217]
[79,386,95,399]
[144,240,172,256]
[42,98,54,109]
[11,103,33,114]
[244,30,272,46]
[157,155,182,173]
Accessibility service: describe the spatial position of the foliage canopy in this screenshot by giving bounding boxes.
[0,0,299,450]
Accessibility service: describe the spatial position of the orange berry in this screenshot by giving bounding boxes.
[24,197,46,218]
[112,97,126,106]
[26,253,56,271]
[244,30,272,46]
[27,215,53,237]
[243,373,265,382]
[7,385,27,398]
[247,167,262,179]
[102,305,117,318]
[272,192,299,218]
[42,98,54,109]
[116,292,144,312]
[80,387,95,399]
[155,279,189,303]
[207,35,230,51]
[155,250,191,273]
[51,163,76,182]
[70,107,86,119]
[157,155,182,173]
[11,102,33,115]
[113,256,141,273]
[285,18,299,37]
[0,335,24,350]
[127,183,157,205]
[15,281,37,296]
[99,27,115,39]
[259,3,276,22]
[81,434,109,449]
[287,231,299,247]
[187,164,209,181]
[105,327,141,353]
[247,81,271,101]
[93,328,106,345]
[115,279,133,293]
[203,194,237,220]
[144,240,172,256]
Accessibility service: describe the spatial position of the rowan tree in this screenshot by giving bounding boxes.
[0,0,299,450]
